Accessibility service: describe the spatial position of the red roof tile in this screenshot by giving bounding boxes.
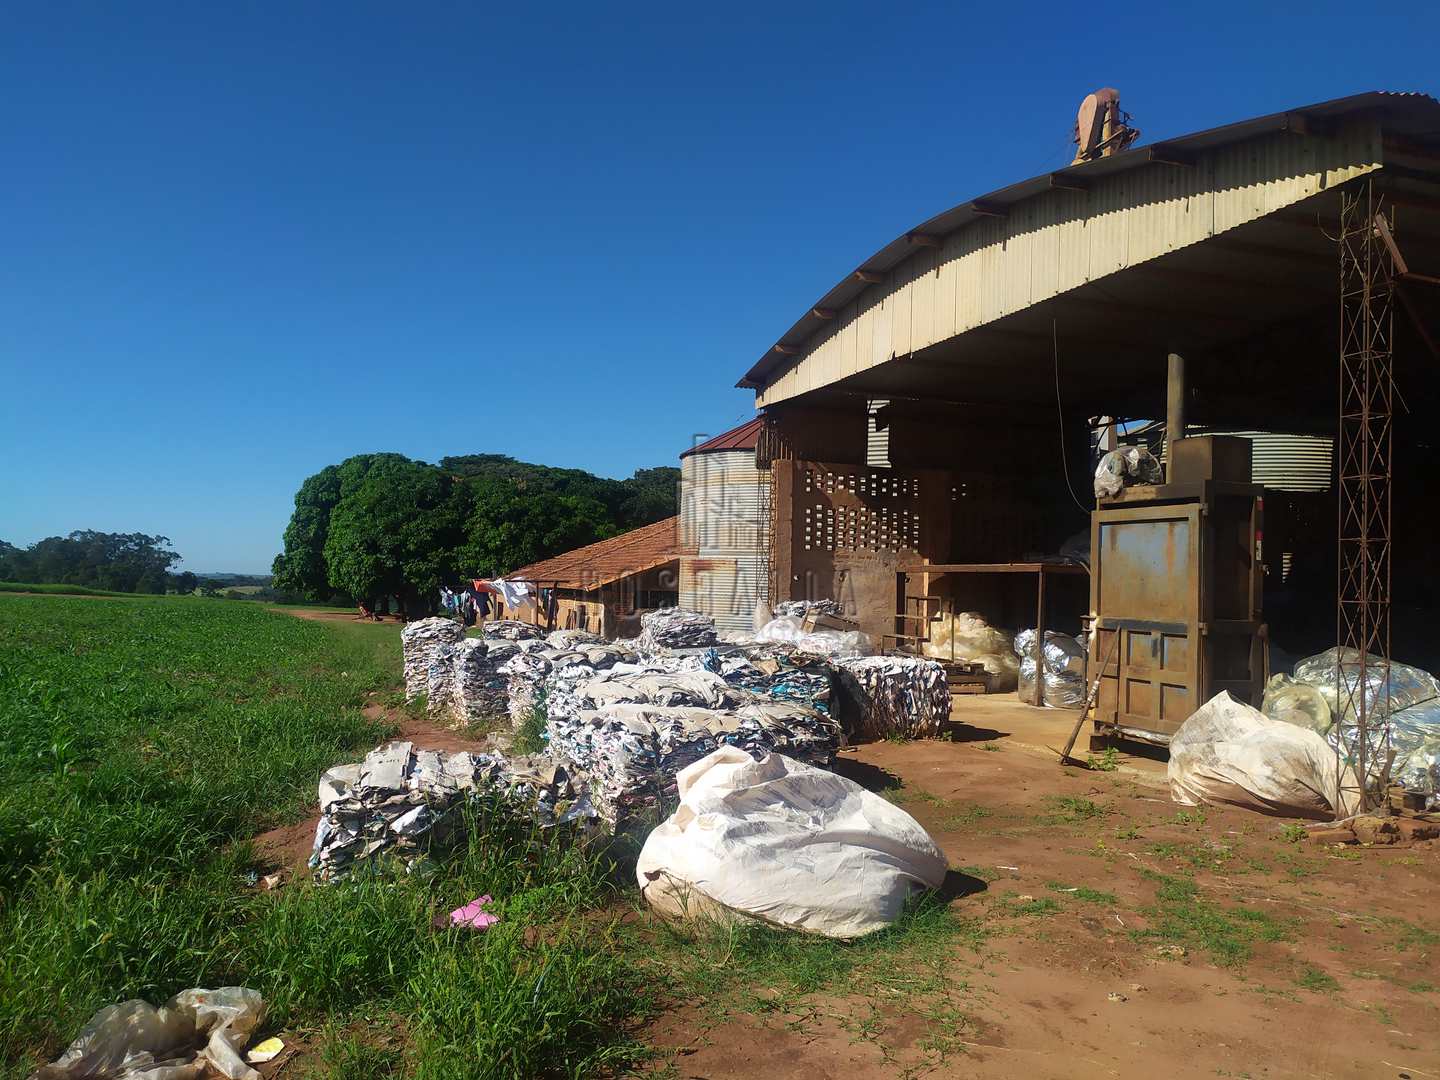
[508,516,678,591]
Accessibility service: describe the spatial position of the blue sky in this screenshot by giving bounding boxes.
[2,2,1436,572]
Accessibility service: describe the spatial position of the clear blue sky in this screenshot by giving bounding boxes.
[2,2,1435,572]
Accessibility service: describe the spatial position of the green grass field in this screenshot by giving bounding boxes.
[0,594,967,1079]
[0,581,145,598]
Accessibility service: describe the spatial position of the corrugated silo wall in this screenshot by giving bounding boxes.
[680,449,770,636]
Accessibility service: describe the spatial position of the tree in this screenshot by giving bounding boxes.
[457,476,616,579]
[174,571,198,594]
[0,532,181,592]
[322,456,470,615]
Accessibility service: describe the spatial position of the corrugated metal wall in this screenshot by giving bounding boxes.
[757,118,1382,407]
[680,449,771,635]
[1162,429,1335,492]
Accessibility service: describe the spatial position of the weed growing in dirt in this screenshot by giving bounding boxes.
[1131,869,1295,967]
[1295,965,1339,993]
[980,742,1001,752]
[958,865,1000,882]
[512,701,548,755]
[998,895,1061,917]
[1173,809,1208,826]
[1280,824,1307,844]
[1046,882,1117,904]
[939,804,992,829]
[1086,747,1121,772]
[644,890,988,1073]
[1038,796,1108,825]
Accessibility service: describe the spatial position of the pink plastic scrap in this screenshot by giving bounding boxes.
[449,895,500,930]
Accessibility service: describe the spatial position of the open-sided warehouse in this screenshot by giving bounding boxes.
[738,91,1440,757]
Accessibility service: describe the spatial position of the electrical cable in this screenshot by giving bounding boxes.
[1053,318,1092,514]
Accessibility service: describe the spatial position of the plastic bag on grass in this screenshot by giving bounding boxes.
[1168,692,1359,819]
[636,746,947,939]
[32,987,265,1080]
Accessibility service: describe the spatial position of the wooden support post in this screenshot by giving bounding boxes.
[1033,568,1047,707]
[1166,352,1186,479]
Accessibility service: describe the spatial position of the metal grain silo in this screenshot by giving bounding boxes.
[679,418,770,636]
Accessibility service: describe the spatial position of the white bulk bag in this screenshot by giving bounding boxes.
[636,746,948,939]
[1168,691,1360,820]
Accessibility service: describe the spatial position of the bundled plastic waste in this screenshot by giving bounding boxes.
[426,642,460,718]
[834,655,950,740]
[546,700,841,822]
[309,740,591,881]
[638,607,718,650]
[637,746,947,939]
[33,987,267,1080]
[707,649,835,715]
[772,599,844,619]
[401,617,465,702]
[1283,647,1440,805]
[546,628,605,649]
[922,611,1019,691]
[1260,673,1333,736]
[755,615,873,658]
[482,619,545,642]
[1015,628,1088,708]
[1093,445,1163,500]
[1168,691,1360,819]
[449,637,511,727]
[502,650,556,727]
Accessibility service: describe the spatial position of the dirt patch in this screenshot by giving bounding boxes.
[270,606,406,623]
[641,696,1440,1080]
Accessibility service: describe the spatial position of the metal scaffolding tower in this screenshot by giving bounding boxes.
[1335,177,1396,814]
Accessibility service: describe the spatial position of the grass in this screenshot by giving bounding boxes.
[511,701,547,755]
[0,595,646,1079]
[1046,882,1117,904]
[1037,795,1108,825]
[1295,965,1340,993]
[0,593,971,1079]
[0,580,145,598]
[1131,869,1295,967]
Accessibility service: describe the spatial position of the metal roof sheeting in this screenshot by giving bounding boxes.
[680,417,765,458]
[740,90,1440,393]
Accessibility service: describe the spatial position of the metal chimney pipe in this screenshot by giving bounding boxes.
[1166,352,1186,481]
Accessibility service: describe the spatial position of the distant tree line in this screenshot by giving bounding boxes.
[271,452,678,616]
[0,531,182,594]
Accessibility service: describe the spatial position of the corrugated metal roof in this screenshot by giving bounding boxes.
[680,417,765,457]
[509,516,678,591]
[739,90,1440,390]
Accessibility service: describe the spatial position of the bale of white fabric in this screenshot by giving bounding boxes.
[636,746,948,939]
[1168,691,1360,819]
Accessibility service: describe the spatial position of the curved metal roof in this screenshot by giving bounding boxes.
[738,90,1440,390]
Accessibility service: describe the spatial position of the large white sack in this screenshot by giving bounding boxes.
[636,746,948,939]
[1168,692,1360,820]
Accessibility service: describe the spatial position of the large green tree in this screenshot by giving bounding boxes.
[0,532,181,592]
[322,456,470,615]
[457,476,616,579]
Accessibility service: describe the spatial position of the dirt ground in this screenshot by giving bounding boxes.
[271,606,407,623]
[246,669,1440,1080]
[645,695,1440,1080]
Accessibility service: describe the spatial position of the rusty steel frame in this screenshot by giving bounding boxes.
[1335,177,1396,815]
